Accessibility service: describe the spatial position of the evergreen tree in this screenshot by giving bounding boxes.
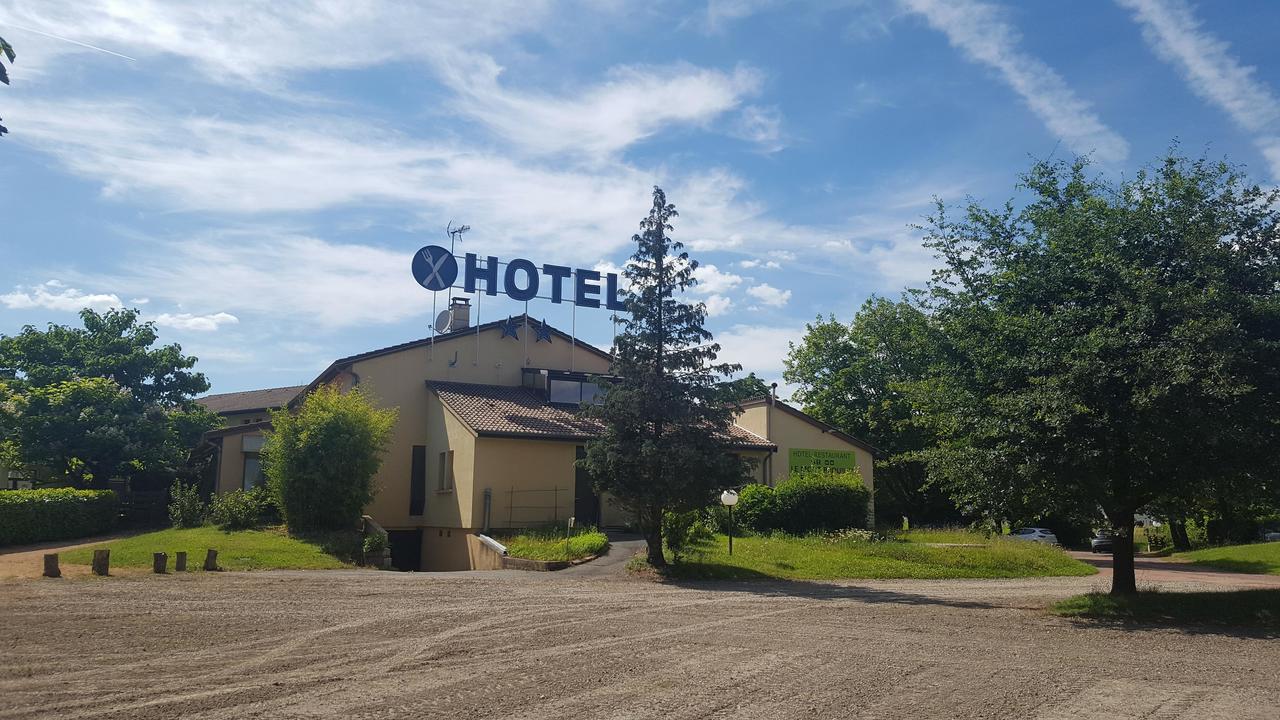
[582,187,751,566]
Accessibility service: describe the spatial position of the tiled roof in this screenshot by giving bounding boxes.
[429,381,775,450]
[197,385,306,415]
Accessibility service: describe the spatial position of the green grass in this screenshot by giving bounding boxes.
[666,532,1096,580]
[897,528,993,545]
[1053,590,1280,632]
[62,526,353,571]
[1172,542,1280,575]
[502,528,609,562]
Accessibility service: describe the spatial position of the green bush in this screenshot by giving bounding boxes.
[362,531,387,554]
[736,482,779,531]
[0,488,118,546]
[207,487,276,530]
[738,470,871,535]
[263,386,397,532]
[662,509,716,561]
[168,482,205,528]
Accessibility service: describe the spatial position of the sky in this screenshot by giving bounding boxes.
[2,0,1279,398]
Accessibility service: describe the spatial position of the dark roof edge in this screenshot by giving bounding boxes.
[737,396,886,458]
[204,420,273,438]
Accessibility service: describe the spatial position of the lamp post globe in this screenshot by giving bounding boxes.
[720,489,739,555]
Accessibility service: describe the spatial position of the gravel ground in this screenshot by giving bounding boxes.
[1,568,1277,720]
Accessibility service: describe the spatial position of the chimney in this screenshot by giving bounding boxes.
[448,297,471,332]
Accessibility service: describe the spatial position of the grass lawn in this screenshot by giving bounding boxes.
[501,528,609,562]
[62,526,353,571]
[897,528,993,545]
[1053,590,1280,632]
[664,532,1095,580]
[1172,542,1280,575]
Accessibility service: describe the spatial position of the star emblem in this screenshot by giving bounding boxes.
[534,318,553,343]
[499,316,521,340]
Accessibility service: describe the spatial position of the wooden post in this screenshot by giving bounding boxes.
[92,549,110,576]
[42,554,61,578]
[175,551,187,572]
[153,552,168,574]
[203,549,219,571]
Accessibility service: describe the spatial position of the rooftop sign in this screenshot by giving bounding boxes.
[412,245,625,311]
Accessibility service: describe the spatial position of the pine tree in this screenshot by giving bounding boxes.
[582,187,750,566]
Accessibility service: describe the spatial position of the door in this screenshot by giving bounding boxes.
[387,529,423,571]
[574,446,600,528]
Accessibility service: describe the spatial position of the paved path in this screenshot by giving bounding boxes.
[558,532,645,578]
[0,533,147,579]
[1067,550,1280,589]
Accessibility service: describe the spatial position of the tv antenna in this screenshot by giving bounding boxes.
[446,220,470,254]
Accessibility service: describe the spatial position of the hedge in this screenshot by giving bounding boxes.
[737,470,871,535]
[0,488,118,546]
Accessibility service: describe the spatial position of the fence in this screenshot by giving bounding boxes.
[499,486,574,529]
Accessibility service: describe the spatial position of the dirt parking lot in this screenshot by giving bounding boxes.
[1,567,1277,720]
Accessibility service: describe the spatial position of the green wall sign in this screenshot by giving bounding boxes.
[788,448,857,474]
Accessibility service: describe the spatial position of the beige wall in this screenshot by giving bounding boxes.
[736,403,875,519]
[215,432,258,494]
[473,437,578,530]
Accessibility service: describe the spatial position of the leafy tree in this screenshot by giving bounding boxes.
[911,152,1280,594]
[0,35,12,137]
[785,296,965,526]
[713,371,771,404]
[0,309,220,487]
[582,187,752,566]
[262,385,397,532]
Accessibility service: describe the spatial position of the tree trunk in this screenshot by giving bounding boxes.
[641,506,666,567]
[43,554,61,578]
[1110,508,1137,595]
[1169,519,1191,551]
[92,549,110,576]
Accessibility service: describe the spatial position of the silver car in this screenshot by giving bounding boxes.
[1009,527,1059,545]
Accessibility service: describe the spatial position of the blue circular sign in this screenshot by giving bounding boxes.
[411,245,458,292]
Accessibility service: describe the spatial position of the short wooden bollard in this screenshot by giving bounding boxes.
[91,549,110,576]
[175,551,187,572]
[43,554,61,578]
[153,552,168,574]
[203,549,219,571]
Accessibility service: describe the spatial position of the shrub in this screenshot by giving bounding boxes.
[362,531,388,554]
[772,469,871,534]
[736,482,779,532]
[168,483,205,528]
[207,487,276,530]
[0,488,118,546]
[263,386,397,532]
[663,509,716,561]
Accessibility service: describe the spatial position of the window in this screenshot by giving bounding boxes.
[437,450,454,491]
[549,379,580,404]
[242,455,262,490]
[409,445,426,516]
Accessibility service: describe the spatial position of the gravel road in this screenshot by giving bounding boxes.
[1,568,1276,720]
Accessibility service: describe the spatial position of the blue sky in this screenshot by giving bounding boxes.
[2,0,1279,397]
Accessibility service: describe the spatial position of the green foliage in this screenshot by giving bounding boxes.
[61,526,351,570]
[737,471,871,535]
[0,308,219,488]
[501,527,609,562]
[581,187,752,566]
[0,34,12,137]
[168,482,205,528]
[662,509,716,561]
[666,532,1095,580]
[909,151,1280,594]
[262,385,397,532]
[207,487,276,530]
[1052,590,1280,632]
[785,297,964,527]
[362,531,388,554]
[0,488,117,546]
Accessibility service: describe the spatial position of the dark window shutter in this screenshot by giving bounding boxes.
[410,445,427,516]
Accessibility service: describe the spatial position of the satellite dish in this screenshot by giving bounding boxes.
[434,310,452,334]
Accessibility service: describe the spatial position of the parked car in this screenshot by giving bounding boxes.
[1263,529,1280,542]
[1009,527,1059,545]
[1089,532,1114,553]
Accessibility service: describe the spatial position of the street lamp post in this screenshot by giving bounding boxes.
[720,489,739,556]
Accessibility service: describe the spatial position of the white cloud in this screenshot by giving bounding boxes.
[704,294,733,317]
[901,0,1129,162]
[1118,0,1280,178]
[152,312,240,332]
[731,105,785,151]
[713,323,805,378]
[444,60,764,158]
[692,264,744,294]
[746,282,792,307]
[738,258,781,269]
[0,281,122,312]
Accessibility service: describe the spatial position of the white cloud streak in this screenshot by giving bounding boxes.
[0,281,122,312]
[901,0,1129,162]
[152,312,239,332]
[1117,0,1280,178]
